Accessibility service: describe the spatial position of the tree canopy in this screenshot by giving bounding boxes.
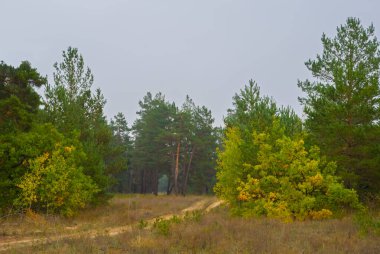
[1,17,379,219]
[298,17,380,195]
[215,80,361,220]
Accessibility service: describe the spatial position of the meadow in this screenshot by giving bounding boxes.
[1,195,379,254]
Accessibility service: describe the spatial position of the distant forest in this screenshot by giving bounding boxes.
[1,17,380,220]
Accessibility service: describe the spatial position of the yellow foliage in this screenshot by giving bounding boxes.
[268,192,277,201]
[308,173,323,187]
[64,146,75,153]
[238,192,249,201]
[216,120,361,221]
[309,209,333,220]
[15,144,99,216]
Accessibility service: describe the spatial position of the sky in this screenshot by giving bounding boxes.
[2,0,380,127]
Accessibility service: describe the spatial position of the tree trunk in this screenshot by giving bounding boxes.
[174,141,180,194]
[153,168,158,195]
[140,169,145,194]
[183,147,195,195]
[167,150,175,195]
[166,174,172,195]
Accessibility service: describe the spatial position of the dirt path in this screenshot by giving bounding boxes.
[0,197,223,252]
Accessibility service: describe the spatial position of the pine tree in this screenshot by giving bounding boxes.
[298,18,380,194]
[44,47,112,196]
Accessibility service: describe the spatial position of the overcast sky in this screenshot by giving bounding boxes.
[2,0,380,126]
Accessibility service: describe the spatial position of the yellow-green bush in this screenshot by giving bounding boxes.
[215,121,362,221]
[14,144,99,217]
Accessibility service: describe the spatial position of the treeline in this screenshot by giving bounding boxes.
[0,47,219,216]
[215,18,380,220]
[111,92,219,195]
[2,17,379,219]
[128,93,219,195]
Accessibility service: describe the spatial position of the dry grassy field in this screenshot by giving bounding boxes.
[1,194,379,253]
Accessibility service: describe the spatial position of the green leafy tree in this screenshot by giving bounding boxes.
[130,93,219,195]
[216,80,361,220]
[15,145,98,217]
[0,61,49,212]
[44,47,112,196]
[0,61,46,115]
[0,123,84,213]
[0,61,46,133]
[298,18,380,194]
[131,92,175,194]
[216,122,361,221]
[107,112,132,192]
[221,80,302,180]
[180,99,218,194]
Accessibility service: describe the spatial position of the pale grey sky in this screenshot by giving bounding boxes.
[2,0,379,126]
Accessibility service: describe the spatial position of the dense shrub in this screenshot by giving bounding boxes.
[14,144,99,217]
[215,121,362,221]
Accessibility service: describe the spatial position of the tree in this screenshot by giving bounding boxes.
[180,100,218,194]
[0,61,47,133]
[0,122,85,213]
[215,80,301,207]
[0,61,49,212]
[44,47,112,196]
[131,92,175,194]
[298,18,380,194]
[0,61,46,115]
[130,92,219,195]
[107,112,132,193]
[14,144,99,217]
[215,122,361,221]
[215,80,361,220]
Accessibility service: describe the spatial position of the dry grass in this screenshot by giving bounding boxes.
[0,194,207,240]
[2,196,380,253]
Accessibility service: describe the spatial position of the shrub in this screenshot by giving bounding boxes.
[215,121,362,221]
[14,144,99,217]
[153,218,171,236]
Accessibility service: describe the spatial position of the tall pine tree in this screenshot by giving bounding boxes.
[298,18,380,195]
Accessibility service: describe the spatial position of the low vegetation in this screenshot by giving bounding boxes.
[2,197,379,254]
[0,195,208,241]
[1,16,380,254]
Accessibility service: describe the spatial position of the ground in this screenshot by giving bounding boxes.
[0,195,379,253]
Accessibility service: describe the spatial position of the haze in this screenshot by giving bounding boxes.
[2,0,379,126]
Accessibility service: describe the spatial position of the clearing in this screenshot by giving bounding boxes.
[1,195,379,253]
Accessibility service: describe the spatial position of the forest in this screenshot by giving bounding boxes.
[0,45,221,216]
[1,17,380,251]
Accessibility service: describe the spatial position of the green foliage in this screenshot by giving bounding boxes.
[0,60,47,134]
[355,210,380,235]
[0,122,81,213]
[183,210,203,222]
[131,92,218,195]
[0,95,32,132]
[216,122,361,221]
[44,47,113,195]
[170,215,182,224]
[107,112,132,192]
[131,92,175,194]
[138,219,148,229]
[298,17,380,194]
[0,61,46,114]
[14,145,99,217]
[215,80,302,206]
[216,80,361,221]
[153,218,171,236]
[0,56,116,216]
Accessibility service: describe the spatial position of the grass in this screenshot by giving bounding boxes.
[2,195,380,253]
[0,194,206,240]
